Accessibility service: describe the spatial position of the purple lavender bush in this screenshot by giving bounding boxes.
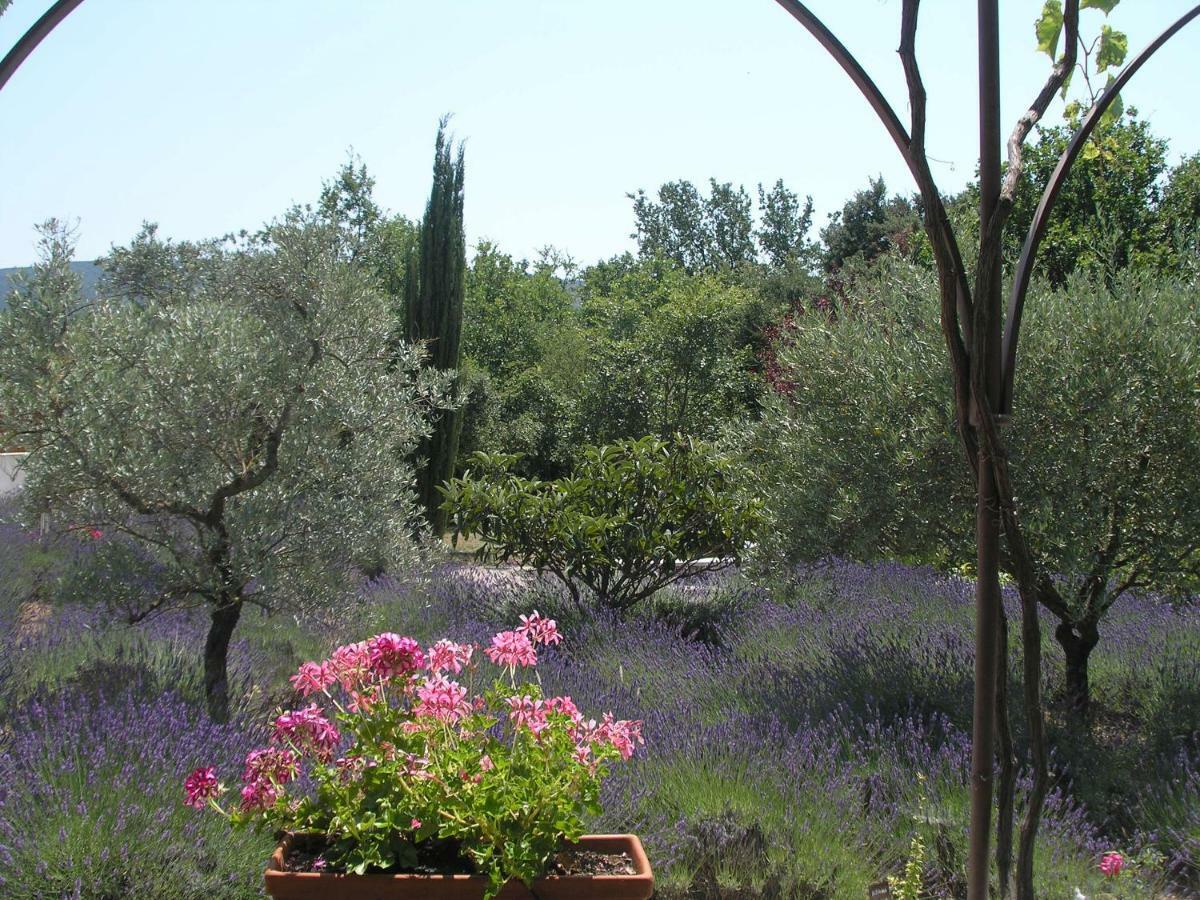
[0,682,269,898]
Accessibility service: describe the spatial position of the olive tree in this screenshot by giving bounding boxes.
[0,217,445,721]
[749,257,1200,715]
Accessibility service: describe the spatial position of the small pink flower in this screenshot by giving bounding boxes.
[479,754,494,772]
[400,753,433,779]
[507,695,549,735]
[546,696,581,722]
[273,704,340,759]
[242,748,299,786]
[183,767,219,808]
[239,779,279,811]
[484,630,537,668]
[347,684,384,713]
[414,675,470,723]
[411,818,422,830]
[427,639,474,674]
[366,633,425,679]
[87,528,103,540]
[600,714,644,760]
[290,661,335,697]
[1099,851,1124,879]
[311,857,327,872]
[327,641,371,691]
[518,611,562,646]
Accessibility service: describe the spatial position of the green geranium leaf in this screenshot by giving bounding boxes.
[1036,0,1065,59]
[1096,25,1128,72]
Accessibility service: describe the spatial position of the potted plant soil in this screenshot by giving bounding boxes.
[184,613,653,900]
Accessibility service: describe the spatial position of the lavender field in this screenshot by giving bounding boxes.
[0,520,1197,899]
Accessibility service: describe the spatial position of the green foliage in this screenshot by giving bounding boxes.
[457,243,580,478]
[1036,1,1067,60]
[629,177,815,273]
[575,262,762,447]
[888,775,929,900]
[1157,153,1200,267]
[1036,0,1124,70]
[406,119,468,535]
[462,242,575,378]
[950,111,1169,285]
[0,217,442,718]
[747,259,1200,697]
[443,436,764,611]
[756,179,817,269]
[818,176,921,272]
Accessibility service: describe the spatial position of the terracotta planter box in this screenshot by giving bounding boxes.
[264,833,654,900]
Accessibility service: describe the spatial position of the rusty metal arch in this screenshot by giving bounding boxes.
[0,0,84,92]
[999,5,1200,414]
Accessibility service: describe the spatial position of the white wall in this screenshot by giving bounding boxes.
[0,452,27,496]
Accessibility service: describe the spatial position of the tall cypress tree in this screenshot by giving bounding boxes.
[406,117,466,536]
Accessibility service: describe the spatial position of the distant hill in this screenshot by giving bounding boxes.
[0,261,103,309]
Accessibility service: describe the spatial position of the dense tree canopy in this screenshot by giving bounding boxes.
[747,258,1200,714]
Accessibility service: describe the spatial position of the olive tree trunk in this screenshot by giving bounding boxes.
[203,596,243,723]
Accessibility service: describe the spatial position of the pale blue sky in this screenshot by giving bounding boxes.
[2,0,1198,268]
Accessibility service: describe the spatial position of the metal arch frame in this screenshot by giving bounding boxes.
[0,0,84,93]
[999,5,1200,414]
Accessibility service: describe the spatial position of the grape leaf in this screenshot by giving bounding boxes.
[1096,25,1128,72]
[1081,0,1120,14]
[1036,0,1065,59]
[1099,74,1125,126]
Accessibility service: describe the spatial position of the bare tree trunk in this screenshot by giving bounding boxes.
[204,596,243,723]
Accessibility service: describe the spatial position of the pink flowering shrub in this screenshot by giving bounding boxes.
[184,612,642,899]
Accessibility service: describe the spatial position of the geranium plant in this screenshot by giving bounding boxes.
[184,613,642,898]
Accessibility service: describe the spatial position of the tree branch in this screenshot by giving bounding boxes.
[1001,1,1080,204]
[898,0,978,470]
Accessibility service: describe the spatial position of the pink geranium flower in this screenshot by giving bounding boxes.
[367,633,425,679]
[518,611,562,647]
[242,748,299,786]
[1099,851,1124,878]
[484,630,537,668]
[239,779,279,812]
[427,639,474,674]
[328,641,371,691]
[273,704,340,759]
[290,661,335,697]
[545,696,582,722]
[506,695,549,735]
[183,767,219,808]
[414,674,470,723]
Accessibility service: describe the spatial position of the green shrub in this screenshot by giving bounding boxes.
[442,436,764,612]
